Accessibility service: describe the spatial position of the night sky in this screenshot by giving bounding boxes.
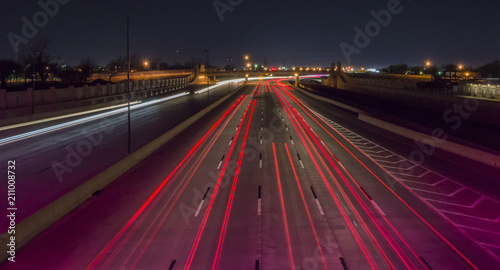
[1,0,499,68]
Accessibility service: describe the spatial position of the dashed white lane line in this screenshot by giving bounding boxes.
[315,199,325,216]
[371,200,386,216]
[194,199,205,217]
[258,198,262,215]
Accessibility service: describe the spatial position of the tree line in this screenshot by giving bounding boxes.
[0,39,200,90]
[381,61,500,79]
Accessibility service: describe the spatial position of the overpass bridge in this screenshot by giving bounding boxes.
[201,70,329,78]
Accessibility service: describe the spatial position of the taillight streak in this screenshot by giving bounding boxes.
[273,143,296,270]
[284,143,329,270]
[279,81,479,270]
[212,100,257,269]
[184,84,259,269]
[123,95,250,269]
[86,95,245,270]
[270,85,378,269]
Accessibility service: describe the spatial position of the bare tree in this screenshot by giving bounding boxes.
[106,55,127,82]
[78,58,97,84]
[0,59,16,89]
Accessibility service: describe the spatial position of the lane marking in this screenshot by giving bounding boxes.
[310,186,325,216]
[194,200,205,217]
[340,257,348,270]
[168,260,176,270]
[194,187,211,217]
[258,185,262,215]
[315,199,325,216]
[371,200,386,216]
[217,155,225,170]
[419,257,433,270]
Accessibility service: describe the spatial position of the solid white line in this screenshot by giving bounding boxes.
[371,200,386,216]
[217,161,223,170]
[258,199,262,215]
[315,199,325,216]
[195,199,205,217]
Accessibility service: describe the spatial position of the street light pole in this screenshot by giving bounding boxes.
[127,18,131,154]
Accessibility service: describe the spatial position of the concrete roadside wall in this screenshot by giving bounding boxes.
[0,83,246,263]
[0,76,192,120]
[334,77,500,129]
[460,83,500,99]
[0,79,193,127]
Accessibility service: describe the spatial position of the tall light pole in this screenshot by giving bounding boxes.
[204,49,210,99]
[127,17,131,154]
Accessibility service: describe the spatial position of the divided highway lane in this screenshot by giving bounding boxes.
[0,81,243,228]
[3,79,497,269]
[270,79,499,269]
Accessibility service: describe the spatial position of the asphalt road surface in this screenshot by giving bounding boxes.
[0,80,244,227]
[2,79,499,269]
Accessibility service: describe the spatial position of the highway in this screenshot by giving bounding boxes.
[0,79,244,227]
[2,79,499,269]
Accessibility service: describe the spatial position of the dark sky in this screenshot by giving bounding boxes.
[1,0,499,68]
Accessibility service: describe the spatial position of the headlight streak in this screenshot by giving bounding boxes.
[0,92,190,147]
[0,102,141,132]
[193,75,325,95]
